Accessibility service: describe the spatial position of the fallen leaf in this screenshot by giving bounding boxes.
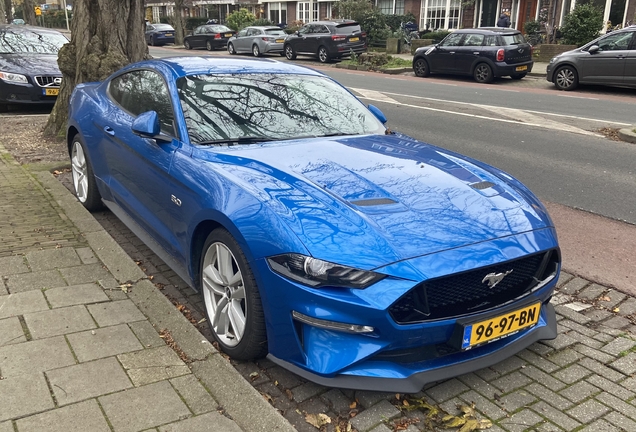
[249,372,259,380]
[613,307,620,312]
[396,393,401,400]
[599,296,611,302]
[459,403,476,418]
[285,389,294,400]
[305,413,331,428]
[443,415,467,427]
[478,419,493,429]
[458,419,480,432]
[349,401,357,409]
[403,399,410,406]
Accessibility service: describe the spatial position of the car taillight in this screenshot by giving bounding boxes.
[214,33,221,39]
[332,35,346,41]
[496,49,504,62]
[361,32,367,38]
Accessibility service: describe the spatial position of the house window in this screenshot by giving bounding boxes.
[377,0,405,14]
[269,2,287,24]
[421,0,460,30]
[297,2,318,22]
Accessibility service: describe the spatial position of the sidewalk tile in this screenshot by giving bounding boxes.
[349,399,400,432]
[490,371,532,393]
[75,247,99,265]
[158,412,242,432]
[5,269,67,293]
[559,277,588,295]
[47,357,133,406]
[0,255,29,275]
[15,399,110,432]
[59,263,113,286]
[0,373,54,422]
[578,358,626,382]
[424,378,469,403]
[0,281,6,296]
[498,408,542,431]
[0,336,75,377]
[595,393,636,421]
[117,346,189,386]
[0,317,26,346]
[559,381,600,403]
[291,381,327,403]
[530,401,581,431]
[67,324,143,362]
[525,383,574,411]
[609,352,636,376]
[129,320,165,348]
[24,305,96,339]
[170,374,217,415]
[44,283,109,308]
[0,422,12,432]
[458,390,507,420]
[578,419,620,431]
[586,375,634,400]
[520,365,566,391]
[26,248,80,272]
[0,290,49,319]
[87,299,146,327]
[604,411,636,431]
[499,389,537,412]
[567,399,610,424]
[99,381,191,432]
[553,364,591,384]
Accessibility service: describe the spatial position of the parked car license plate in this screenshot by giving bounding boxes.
[516,65,528,72]
[461,302,540,349]
[349,37,359,42]
[225,33,233,37]
[276,39,285,43]
[165,33,173,37]
[44,89,59,96]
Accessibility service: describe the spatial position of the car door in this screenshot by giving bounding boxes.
[452,33,485,74]
[622,31,636,87]
[234,28,249,52]
[189,26,205,48]
[102,69,182,257]
[294,24,313,53]
[310,24,330,54]
[577,31,633,85]
[428,33,465,73]
[145,25,154,43]
[246,27,261,51]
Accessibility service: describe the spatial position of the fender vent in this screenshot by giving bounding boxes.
[350,198,398,206]
[470,181,495,190]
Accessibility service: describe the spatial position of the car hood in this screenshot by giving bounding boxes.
[0,53,61,75]
[209,134,551,270]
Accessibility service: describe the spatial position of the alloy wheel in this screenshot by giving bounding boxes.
[228,43,235,54]
[413,58,429,77]
[206,40,213,51]
[202,242,247,347]
[71,141,88,203]
[555,66,577,91]
[474,63,493,84]
[318,47,329,63]
[252,44,261,57]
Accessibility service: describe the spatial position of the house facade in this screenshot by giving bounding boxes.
[144,0,636,34]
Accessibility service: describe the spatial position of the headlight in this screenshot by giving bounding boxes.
[267,254,385,289]
[0,71,28,84]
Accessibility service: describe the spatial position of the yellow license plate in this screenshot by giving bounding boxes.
[349,37,359,42]
[516,65,528,72]
[225,33,233,37]
[165,33,173,36]
[276,39,284,43]
[45,88,59,96]
[461,303,540,349]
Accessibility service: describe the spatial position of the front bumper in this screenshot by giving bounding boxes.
[492,61,534,77]
[254,227,559,392]
[0,79,59,105]
[546,63,556,82]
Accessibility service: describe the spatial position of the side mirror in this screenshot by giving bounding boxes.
[131,111,170,142]
[294,31,299,35]
[368,104,387,124]
[588,44,600,54]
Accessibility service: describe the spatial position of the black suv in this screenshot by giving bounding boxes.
[284,20,367,63]
[413,28,533,83]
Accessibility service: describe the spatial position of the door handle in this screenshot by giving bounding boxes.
[104,126,115,136]
[450,51,455,54]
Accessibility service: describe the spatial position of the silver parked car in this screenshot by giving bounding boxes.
[546,26,636,91]
[227,26,287,57]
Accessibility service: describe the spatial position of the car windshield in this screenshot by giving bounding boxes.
[265,28,286,35]
[153,24,174,31]
[0,29,67,54]
[500,33,526,45]
[177,73,385,144]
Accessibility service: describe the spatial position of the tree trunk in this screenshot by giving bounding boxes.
[0,0,5,24]
[174,0,186,46]
[23,0,36,26]
[43,0,148,138]
[3,0,12,23]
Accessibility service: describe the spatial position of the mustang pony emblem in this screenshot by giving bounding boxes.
[482,270,513,288]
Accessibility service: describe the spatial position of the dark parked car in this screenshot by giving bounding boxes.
[145,23,175,46]
[67,56,560,392]
[546,25,636,91]
[413,28,534,83]
[0,25,67,111]
[184,25,236,51]
[283,20,367,63]
[228,26,287,56]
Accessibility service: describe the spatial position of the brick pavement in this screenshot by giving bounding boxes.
[0,146,294,432]
[53,174,636,431]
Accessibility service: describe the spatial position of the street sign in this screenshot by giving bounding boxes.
[34,6,42,16]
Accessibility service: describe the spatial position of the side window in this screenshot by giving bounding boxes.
[298,25,311,35]
[238,29,248,37]
[247,28,259,36]
[317,25,329,34]
[108,70,176,137]
[147,25,154,32]
[441,33,464,47]
[484,35,497,46]
[597,32,633,51]
[463,34,485,46]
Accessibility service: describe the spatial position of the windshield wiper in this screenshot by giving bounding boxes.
[197,136,276,146]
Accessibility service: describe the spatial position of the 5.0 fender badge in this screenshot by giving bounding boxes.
[482,270,513,288]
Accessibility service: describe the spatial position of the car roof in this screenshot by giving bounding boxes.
[310,20,359,26]
[0,24,65,35]
[454,27,521,35]
[246,26,284,30]
[124,57,326,79]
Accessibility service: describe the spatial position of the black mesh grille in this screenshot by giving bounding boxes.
[35,76,60,87]
[389,250,558,324]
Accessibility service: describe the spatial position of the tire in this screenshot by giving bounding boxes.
[228,42,236,55]
[413,58,430,77]
[318,46,330,63]
[252,44,261,57]
[150,36,155,47]
[511,73,527,80]
[206,40,213,51]
[554,65,578,91]
[70,134,103,211]
[200,228,267,360]
[474,63,494,84]
[284,44,296,60]
[184,40,191,50]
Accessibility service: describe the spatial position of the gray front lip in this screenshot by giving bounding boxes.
[268,303,557,393]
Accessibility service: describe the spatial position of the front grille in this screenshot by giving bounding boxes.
[35,76,61,87]
[389,249,558,324]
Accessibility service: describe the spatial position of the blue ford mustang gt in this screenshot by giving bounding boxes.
[67,56,560,392]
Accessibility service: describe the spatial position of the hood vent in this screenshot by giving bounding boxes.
[350,198,398,207]
[470,181,495,190]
